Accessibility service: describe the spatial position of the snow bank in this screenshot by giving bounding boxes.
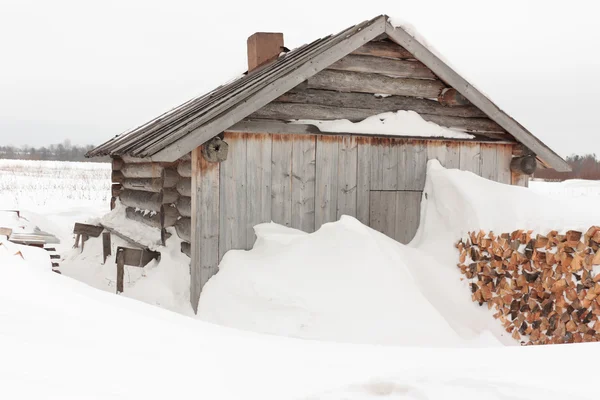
[2,246,598,399]
[198,215,498,346]
[292,110,474,139]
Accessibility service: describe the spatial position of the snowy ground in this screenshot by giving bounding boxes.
[4,159,600,398]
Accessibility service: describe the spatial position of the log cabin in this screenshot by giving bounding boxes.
[87,15,570,312]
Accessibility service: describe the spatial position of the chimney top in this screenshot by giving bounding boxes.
[247,32,284,72]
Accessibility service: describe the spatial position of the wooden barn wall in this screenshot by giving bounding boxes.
[189,131,516,309]
[214,132,514,250]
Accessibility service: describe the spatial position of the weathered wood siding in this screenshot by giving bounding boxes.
[205,133,517,258]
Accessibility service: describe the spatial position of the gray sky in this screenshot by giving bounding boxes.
[1,0,598,157]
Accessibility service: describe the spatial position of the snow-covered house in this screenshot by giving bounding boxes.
[87,15,569,312]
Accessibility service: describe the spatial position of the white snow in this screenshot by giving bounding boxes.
[292,110,474,139]
[6,159,600,398]
[198,216,493,347]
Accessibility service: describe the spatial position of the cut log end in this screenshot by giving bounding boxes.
[510,155,537,175]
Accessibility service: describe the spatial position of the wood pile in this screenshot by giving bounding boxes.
[457,227,600,345]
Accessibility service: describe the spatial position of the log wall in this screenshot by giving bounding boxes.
[111,153,192,253]
[246,39,512,142]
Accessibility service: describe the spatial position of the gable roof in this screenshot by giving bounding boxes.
[87,15,570,171]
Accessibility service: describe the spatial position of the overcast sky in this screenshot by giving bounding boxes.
[1,0,598,157]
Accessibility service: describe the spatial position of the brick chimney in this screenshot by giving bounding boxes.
[247,32,284,72]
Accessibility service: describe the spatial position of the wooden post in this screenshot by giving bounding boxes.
[102,232,111,264]
[116,248,125,294]
[80,234,89,253]
[73,234,81,248]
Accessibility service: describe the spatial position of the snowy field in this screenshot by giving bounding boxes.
[3,159,600,399]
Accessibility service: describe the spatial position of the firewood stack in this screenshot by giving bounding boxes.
[456,227,600,345]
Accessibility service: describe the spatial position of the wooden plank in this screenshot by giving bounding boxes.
[115,246,159,268]
[276,89,486,118]
[291,135,316,232]
[400,141,428,191]
[394,191,422,244]
[73,223,103,238]
[458,142,481,175]
[426,141,460,169]
[352,40,414,59]
[116,248,124,294]
[370,138,383,190]
[315,136,340,229]
[219,132,247,258]
[512,172,530,187]
[480,143,498,181]
[337,136,358,219]
[328,54,436,79]
[384,23,570,171]
[369,191,396,239]
[381,138,399,190]
[356,137,371,225]
[120,163,164,178]
[307,70,445,98]
[150,16,387,162]
[271,134,293,227]
[245,133,272,247]
[496,144,513,184]
[191,146,220,313]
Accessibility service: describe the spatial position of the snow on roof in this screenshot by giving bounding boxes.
[291,110,475,139]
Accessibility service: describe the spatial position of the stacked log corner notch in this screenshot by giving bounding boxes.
[457,227,600,345]
[111,154,192,256]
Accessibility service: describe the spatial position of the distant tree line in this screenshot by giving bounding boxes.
[535,154,600,181]
[0,140,109,162]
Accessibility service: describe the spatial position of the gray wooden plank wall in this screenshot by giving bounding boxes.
[216,132,516,254]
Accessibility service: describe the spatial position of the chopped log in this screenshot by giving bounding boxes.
[328,54,436,79]
[438,88,471,107]
[112,157,124,171]
[352,40,414,59]
[202,137,229,163]
[111,170,125,184]
[121,163,163,179]
[119,189,163,212]
[122,178,164,193]
[177,160,192,178]
[111,183,122,198]
[161,205,179,228]
[276,89,486,118]
[162,187,180,204]
[175,217,191,242]
[510,155,537,175]
[307,70,445,98]
[176,196,191,218]
[181,241,191,258]
[180,153,191,161]
[125,207,161,229]
[176,178,191,197]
